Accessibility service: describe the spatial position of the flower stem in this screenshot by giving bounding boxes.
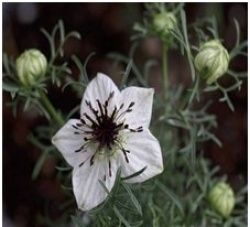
[39,90,64,126]
[162,43,168,98]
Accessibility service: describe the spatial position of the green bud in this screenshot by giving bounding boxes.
[16,49,47,86]
[194,40,229,85]
[208,182,235,218]
[153,12,177,37]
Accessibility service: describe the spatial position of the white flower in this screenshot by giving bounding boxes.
[52,73,163,211]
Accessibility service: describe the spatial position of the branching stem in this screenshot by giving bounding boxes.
[162,42,168,98]
[39,90,64,126]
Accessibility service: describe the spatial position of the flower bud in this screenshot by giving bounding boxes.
[16,49,47,86]
[208,182,235,218]
[153,12,177,37]
[194,40,229,85]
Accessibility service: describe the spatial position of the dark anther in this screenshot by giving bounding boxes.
[79,161,85,167]
[85,100,100,120]
[75,148,82,153]
[72,125,78,130]
[104,91,114,111]
[96,99,104,116]
[119,103,124,110]
[84,137,89,141]
[76,123,83,127]
[84,113,98,126]
[110,107,117,120]
[74,132,80,135]
[129,126,143,133]
[107,91,114,103]
[90,155,95,166]
[80,119,86,124]
[122,149,130,163]
[123,149,130,153]
[83,130,94,134]
[115,122,124,129]
[75,145,86,153]
[108,160,112,177]
[128,102,135,108]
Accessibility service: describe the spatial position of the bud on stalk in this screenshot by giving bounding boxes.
[16,49,47,86]
[208,182,235,218]
[153,12,177,38]
[194,40,229,84]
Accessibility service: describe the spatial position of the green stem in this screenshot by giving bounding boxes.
[162,43,168,97]
[39,90,64,126]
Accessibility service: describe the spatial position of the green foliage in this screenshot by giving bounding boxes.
[3,3,247,227]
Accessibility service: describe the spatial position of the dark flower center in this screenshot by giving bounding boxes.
[72,91,143,172]
[92,114,119,149]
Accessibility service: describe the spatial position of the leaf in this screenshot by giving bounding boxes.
[71,215,86,227]
[3,81,19,93]
[32,149,50,180]
[120,59,133,88]
[58,20,65,57]
[23,98,32,112]
[204,131,222,147]
[98,179,111,196]
[66,105,80,119]
[55,166,72,171]
[107,53,148,87]
[204,85,218,92]
[180,9,195,80]
[113,206,131,227]
[190,126,197,167]
[62,80,86,92]
[122,183,142,216]
[61,185,73,191]
[233,18,240,48]
[3,53,11,75]
[72,55,85,81]
[65,31,81,40]
[83,52,95,83]
[41,28,55,60]
[156,181,184,216]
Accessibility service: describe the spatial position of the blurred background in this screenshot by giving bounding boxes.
[3,3,247,227]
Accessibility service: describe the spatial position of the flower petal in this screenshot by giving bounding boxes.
[120,128,163,183]
[120,87,154,128]
[80,73,120,118]
[72,154,120,211]
[52,119,94,167]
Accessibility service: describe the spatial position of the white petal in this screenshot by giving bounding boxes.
[120,87,154,128]
[80,73,120,118]
[120,128,163,183]
[52,119,94,167]
[73,154,120,211]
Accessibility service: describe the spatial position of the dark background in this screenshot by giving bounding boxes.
[3,3,247,227]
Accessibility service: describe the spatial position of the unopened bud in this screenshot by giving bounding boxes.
[194,40,229,84]
[16,49,47,86]
[208,182,235,218]
[153,12,177,37]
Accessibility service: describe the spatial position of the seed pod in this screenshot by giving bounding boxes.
[16,49,47,86]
